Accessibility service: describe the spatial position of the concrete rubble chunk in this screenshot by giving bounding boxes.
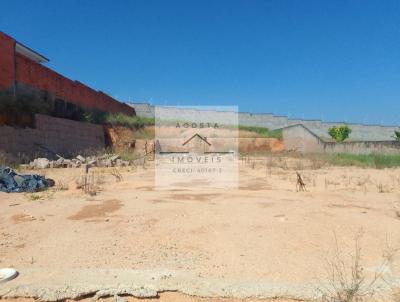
[99,154,109,160]
[33,158,50,169]
[53,158,64,168]
[27,153,139,169]
[76,155,86,163]
[103,159,113,167]
[109,155,120,162]
[70,160,81,168]
[115,159,129,167]
[62,159,71,168]
[87,159,97,166]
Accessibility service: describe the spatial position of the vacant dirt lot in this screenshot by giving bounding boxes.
[1,157,400,301]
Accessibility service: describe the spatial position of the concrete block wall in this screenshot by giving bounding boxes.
[323,141,400,155]
[35,114,105,155]
[282,125,325,153]
[282,124,400,154]
[0,114,105,161]
[0,126,40,161]
[154,106,238,125]
[132,103,155,118]
[130,103,399,141]
[238,113,289,129]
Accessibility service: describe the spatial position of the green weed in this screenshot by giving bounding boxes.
[239,125,282,138]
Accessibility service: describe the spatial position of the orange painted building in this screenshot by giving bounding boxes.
[0,32,135,116]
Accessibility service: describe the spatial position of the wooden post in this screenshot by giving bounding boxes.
[296,172,306,192]
[83,164,89,193]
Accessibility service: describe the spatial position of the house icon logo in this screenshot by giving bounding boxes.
[182,133,211,154]
[154,105,239,189]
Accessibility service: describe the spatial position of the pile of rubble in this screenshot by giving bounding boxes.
[28,154,132,169]
[0,167,55,193]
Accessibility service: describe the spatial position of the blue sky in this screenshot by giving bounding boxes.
[1,0,400,125]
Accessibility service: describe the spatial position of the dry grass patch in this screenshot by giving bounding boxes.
[317,231,398,302]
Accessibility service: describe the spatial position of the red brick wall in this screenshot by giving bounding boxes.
[0,32,15,89]
[15,54,135,115]
[0,32,135,116]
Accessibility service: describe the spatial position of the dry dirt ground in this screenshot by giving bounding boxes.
[1,157,400,301]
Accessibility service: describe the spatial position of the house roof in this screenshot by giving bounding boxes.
[15,41,49,64]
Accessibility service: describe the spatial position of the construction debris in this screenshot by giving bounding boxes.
[28,154,131,169]
[31,158,50,169]
[0,167,55,193]
[76,155,86,163]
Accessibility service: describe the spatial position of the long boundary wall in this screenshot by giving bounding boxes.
[323,141,400,155]
[130,103,399,141]
[282,124,400,154]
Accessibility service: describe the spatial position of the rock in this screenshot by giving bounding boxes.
[53,157,64,168]
[98,154,109,160]
[26,153,131,169]
[87,159,97,167]
[76,155,85,163]
[109,155,120,162]
[34,158,50,169]
[70,160,81,168]
[62,159,71,168]
[103,159,113,167]
[115,159,127,167]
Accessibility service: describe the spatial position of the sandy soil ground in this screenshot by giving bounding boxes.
[1,157,400,300]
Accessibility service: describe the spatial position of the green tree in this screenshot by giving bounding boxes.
[395,130,400,141]
[328,125,352,143]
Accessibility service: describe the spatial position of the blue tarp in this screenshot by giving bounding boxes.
[0,167,54,193]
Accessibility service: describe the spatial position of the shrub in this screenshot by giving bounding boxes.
[80,110,154,129]
[395,130,400,141]
[328,125,352,142]
[0,91,153,129]
[239,125,282,138]
[317,230,396,302]
[103,113,155,128]
[0,92,91,124]
[0,93,52,116]
[82,110,107,124]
